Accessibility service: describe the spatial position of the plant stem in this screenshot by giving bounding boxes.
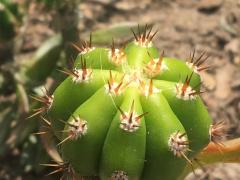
[179,138,240,180]
[197,138,240,164]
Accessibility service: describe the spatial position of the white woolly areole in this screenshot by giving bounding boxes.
[108,49,125,65]
[153,58,168,71]
[80,47,95,55]
[124,68,144,87]
[186,62,199,74]
[104,82,123,95]
[168,132,188,157]
[110,171,128,180]
[120,112,141,132]
[71,68,92,83]
[175,83,196,101]
[142,84,160,97]
[68,117,88,140]
[134,40,153,48]
[144,58,168,77]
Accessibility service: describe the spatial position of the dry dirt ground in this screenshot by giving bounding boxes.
[1,0,240,179]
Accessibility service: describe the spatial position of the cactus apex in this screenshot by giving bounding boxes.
[106,71,127,95]
[109,39,126,65]
[144,50,167,77]
[139,79,160,97]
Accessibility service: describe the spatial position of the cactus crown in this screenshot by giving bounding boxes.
[32,25,216,180]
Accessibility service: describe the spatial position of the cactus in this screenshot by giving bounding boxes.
[31,25,223,180]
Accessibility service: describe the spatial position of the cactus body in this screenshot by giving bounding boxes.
[37,27,213,180]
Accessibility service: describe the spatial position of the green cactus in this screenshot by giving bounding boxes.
[31,26,218,180]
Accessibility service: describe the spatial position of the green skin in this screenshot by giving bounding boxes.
[154,80,212,155]
[49,70,117,139]
[124,42,159,67]
[141,92,187,180]
[100,88,146,180]
[46,39,212,179]
[154,57,200,88]
[75,48,116,70]
[62,87,123,175]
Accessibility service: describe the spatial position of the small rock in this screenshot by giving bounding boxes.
[220,12,240,36]
[198,0,223,13]
[231,77,240,89]
[225,38,240,54]
[234,56,240,65]
[115,0,151,10]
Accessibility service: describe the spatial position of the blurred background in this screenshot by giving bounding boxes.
[0,0,240,179]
